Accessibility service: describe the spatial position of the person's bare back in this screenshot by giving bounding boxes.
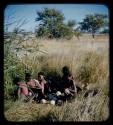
[18,82,29,96]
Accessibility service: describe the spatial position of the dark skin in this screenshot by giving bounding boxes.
[61,66,77,95]
[63,75,77,95]
[38,74,50,95]
[25,76,32,82]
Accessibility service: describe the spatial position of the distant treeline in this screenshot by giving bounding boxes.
[5,8,109,39]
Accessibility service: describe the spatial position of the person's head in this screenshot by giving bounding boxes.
[62,66,70,76]
[38,72,45,81]
[25,72,32,81]
[13,76,22,85]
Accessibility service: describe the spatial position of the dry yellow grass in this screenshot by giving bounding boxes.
[4,34,109,121]
[4,90,109,121]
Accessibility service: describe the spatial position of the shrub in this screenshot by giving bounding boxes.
[75,51,107,84]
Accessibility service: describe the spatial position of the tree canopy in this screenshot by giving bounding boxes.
[79,13,108,38]
[35,8,75,39]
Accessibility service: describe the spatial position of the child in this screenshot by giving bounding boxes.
[25,72,46,102]
[61,66,77,101]
[64,74,77,96]
[37,72,49,99]
[25,72,42,89]
[13,76,29,101]
[62,66,82,94]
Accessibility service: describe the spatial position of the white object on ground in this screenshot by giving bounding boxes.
[56,91,61,96]
[41,99,47,104]
[50,100,55,105]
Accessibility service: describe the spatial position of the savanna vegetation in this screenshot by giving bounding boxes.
[4,7,109,121]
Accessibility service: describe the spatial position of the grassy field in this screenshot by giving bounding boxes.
[4,34,109,121]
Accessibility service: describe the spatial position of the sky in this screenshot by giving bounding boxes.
[4,4,109,32]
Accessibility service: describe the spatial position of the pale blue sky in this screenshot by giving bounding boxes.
[4,4,109,32]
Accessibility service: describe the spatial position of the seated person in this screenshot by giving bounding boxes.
[25,72,42,89]
[47,76,57,93]
[25,72,44,101]
[37,72,49,101]
[61,66,82,94]
[13,76,29,101]
[61,66,77,101]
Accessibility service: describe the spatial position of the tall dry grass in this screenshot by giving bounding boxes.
[4,90,109,121]
[4,34,109,121]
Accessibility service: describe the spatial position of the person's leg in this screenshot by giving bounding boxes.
[37,91,45,102]
[19,93,28,102]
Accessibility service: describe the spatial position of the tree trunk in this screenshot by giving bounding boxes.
[92,33,95,38]
[92,30,95,38]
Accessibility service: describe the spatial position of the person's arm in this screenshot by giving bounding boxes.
[17,87,21,99]
[69,80,77,94]
[33,79,43,89]
[40,82,44,94]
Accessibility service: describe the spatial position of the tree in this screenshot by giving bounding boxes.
[74,26,82,40]
[35,8,75,39]
[58,23,74,39]
[79,13,108,38]
[67,20,76,28]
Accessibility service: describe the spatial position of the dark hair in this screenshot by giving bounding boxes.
[38,71,44,77]
[62,66,71,75]
[13,76,22,85]
[64,72,73,78]
[25,72,31,78]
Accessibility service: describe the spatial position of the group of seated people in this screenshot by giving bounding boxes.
[13,66,81,105]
